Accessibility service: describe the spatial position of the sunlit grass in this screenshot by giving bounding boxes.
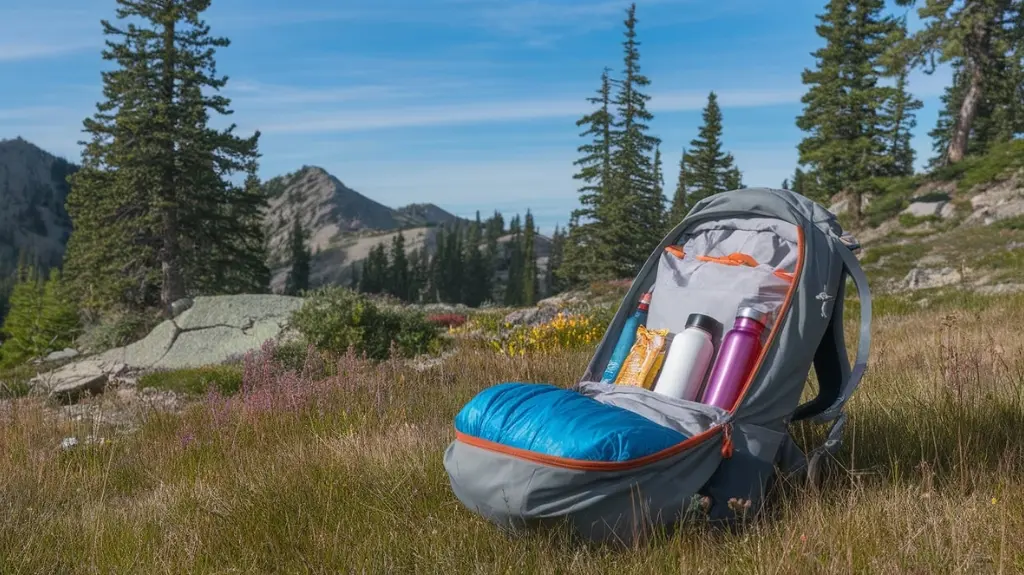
[2,295,1024,573]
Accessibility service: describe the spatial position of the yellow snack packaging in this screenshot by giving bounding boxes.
[613,326,669,389]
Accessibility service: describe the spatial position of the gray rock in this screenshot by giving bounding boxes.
[901,267,965,291]
[30,357,125,402]
[827,194,871,217]
[966,174,1024,225]
[902,201,947,219]
[30,294,306,402]
[170,297,193,318]
[43,348,79,362]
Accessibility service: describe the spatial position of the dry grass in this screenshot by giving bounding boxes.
[3,298,1024,574]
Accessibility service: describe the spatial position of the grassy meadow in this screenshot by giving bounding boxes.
[2,292,1024,574]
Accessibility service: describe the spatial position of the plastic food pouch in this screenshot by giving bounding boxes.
[613,326,669,389]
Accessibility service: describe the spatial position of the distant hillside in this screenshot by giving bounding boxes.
[261,165,512,293]
[0,137,78,277]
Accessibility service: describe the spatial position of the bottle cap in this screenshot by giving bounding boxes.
[736,306,768,325]
[685,313,721,337]
[638,291,652,311]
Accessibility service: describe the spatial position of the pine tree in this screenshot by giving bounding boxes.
[522,210,538,306]
[504,215,524,306]
[545,225,567,297]
[881,65,923,176]
[790,168,811,199]
[898,0,1018,164]
[923,1,1024,168]
[38,268,80,353]
[442,224,464,303]
[0,266,78,367]
[722,153,743,190]
[653,143,664,201]
[63,0,265,316]
[462,212,490,307]
[387,231,410,301]
[359,244,388,294]
[667,147,690,227]
[349,265,359,290]
[562,67,618,285]
[796,0,899,218]
[680,92,743,204]
[407,248,427,303]
[428,227,446,302]
[284,217,310,296]
[0,264,44,367]
[607,3,664,278]
[879,17,924,177]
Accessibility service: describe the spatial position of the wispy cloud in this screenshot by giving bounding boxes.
[0,42,96,62]
[435,0,757,44]
[0,4,104,62]
[253,87,801,134]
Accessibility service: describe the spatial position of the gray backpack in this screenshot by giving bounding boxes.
[443,187,872,543]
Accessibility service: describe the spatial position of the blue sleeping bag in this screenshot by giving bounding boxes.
[454,382,687,462]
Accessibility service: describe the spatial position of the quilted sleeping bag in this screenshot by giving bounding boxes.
[454,382,688,462]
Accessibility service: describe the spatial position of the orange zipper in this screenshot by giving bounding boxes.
[455,425,724,471]
[456,226,806,470]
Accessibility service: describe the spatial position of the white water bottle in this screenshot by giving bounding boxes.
[652,313,719,401]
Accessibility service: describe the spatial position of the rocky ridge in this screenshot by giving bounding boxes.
[828,165,1024,295]
[0,137,78,277]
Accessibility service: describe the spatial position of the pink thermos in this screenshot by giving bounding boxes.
[701,307,768,411]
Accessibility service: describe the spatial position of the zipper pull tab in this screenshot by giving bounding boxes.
[721,423,734,459]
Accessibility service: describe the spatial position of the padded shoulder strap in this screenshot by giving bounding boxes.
[812,245,872,423]
[791,242,872,423]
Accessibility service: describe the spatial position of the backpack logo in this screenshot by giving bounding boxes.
[816,290,834,318]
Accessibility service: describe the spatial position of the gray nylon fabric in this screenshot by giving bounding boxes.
[645,218,796,354]
[576,381,728,435]
[443,427,724,543]
[443,188,871,542]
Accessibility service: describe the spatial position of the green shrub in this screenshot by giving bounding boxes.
[929,140,1024,191]
[137,364,243,395]
[271,340,315,373]
[866,193,910,228]
[897,213,940,228]
[0,266,80,368]
[994,215,1024,231]
[290,286,441,360]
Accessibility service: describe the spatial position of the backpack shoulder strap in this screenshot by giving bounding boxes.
[791,240,872,424]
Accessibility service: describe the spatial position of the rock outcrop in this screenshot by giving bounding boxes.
[964,173,1024,226]
[29,294,305,401]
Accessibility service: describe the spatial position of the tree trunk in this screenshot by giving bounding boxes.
[947,59,984,164]
[159,8,185,314]
[947,9,993,165]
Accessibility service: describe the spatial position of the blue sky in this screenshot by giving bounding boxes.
[0,0,951,234]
